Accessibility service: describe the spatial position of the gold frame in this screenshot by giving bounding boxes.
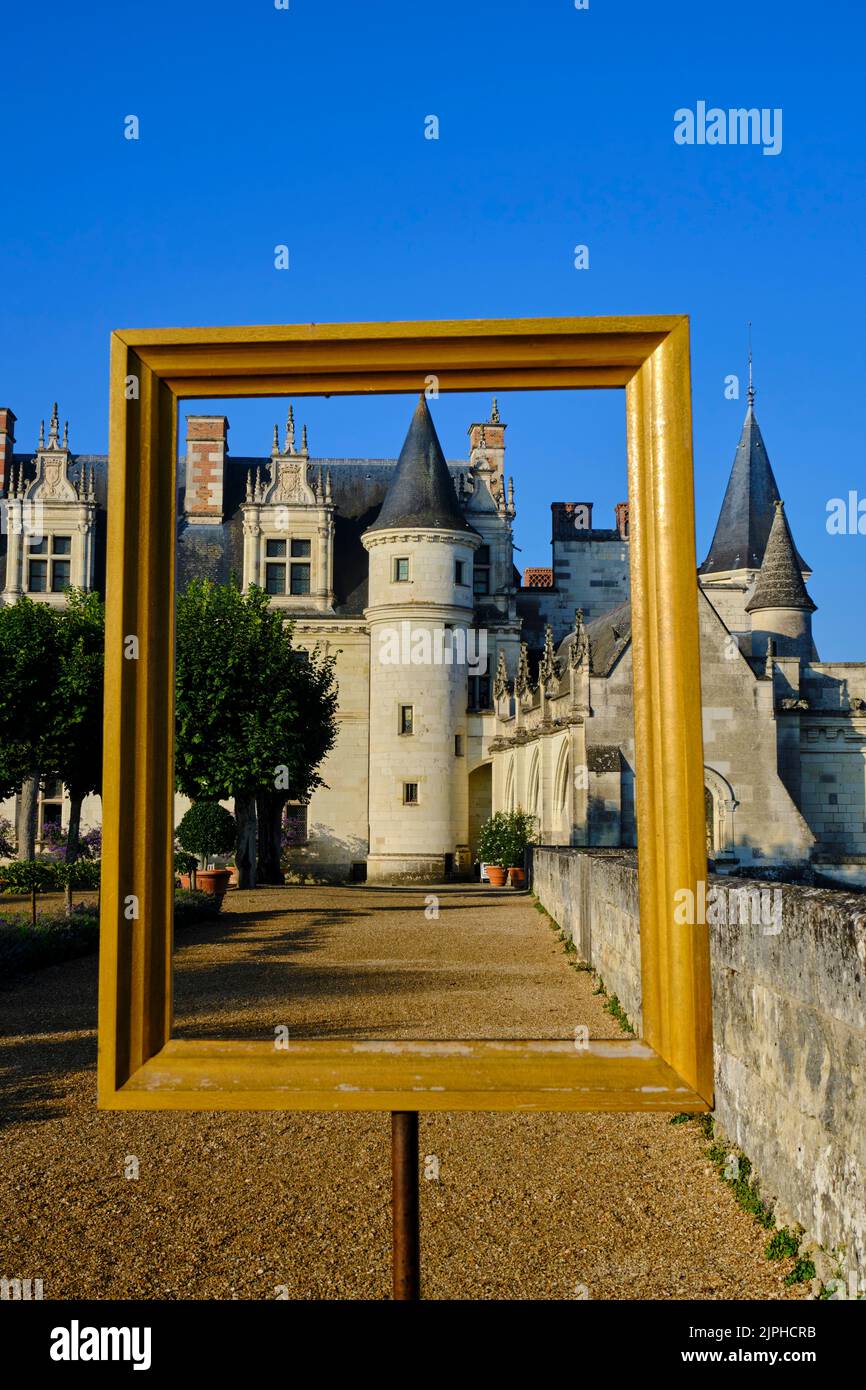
[98,315,712,1112]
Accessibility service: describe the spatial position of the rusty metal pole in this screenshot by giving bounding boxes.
[391,1110,420,1300]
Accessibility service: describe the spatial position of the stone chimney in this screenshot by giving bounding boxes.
[615,501,629,539]
[184,415,228,524]
[0,407,16,497]
[468,398,506,491]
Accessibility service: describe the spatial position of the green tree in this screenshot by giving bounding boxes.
[49,590,105,862]
[0,597,61,858]
[174,578,338,887]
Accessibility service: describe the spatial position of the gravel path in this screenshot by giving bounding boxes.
[0,884,804,1300]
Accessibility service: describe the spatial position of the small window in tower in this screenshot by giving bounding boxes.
[454,734,464,757]
[394,557,410,582]
[403,782,418,805]
[473,545,491,595]
[399,705,414,735]
[455,559,466,585]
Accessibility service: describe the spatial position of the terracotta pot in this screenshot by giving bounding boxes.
[486,865,508,888]
[508,866,526,889]
[196,867,232,900]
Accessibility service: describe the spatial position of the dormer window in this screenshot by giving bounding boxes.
[28,535,71,593]
[264,537,312,596]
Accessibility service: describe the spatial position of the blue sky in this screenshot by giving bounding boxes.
[1,0,863,656]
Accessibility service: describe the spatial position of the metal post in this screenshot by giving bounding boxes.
[391,1110,420,1300]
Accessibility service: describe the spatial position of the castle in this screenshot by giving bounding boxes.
[1,387,864,887]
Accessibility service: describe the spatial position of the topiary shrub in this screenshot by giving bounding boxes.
[176,802,236,869]
[0,859,63,924]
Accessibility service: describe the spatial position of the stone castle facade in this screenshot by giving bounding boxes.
[0,388,864,886]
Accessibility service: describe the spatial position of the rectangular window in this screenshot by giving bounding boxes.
[399,705,414,735]
[403,782,418,805]
[455,559,466,585]
[51,560,71,592]
[473,545,491,595]
[290,563,311,595]
[28,560,48,592]
[265,563,286,595]
[266,539,286,558]
[394,557,410,582]
[468,675,492,711]
[291,539,311,558]
[27,534,72,592]
[454,734,464,756]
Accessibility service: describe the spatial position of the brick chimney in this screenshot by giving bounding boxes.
[0,407,16,497]
[184,415,228,523]
[615,501,629,539]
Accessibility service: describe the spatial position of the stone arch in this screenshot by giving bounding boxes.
[468,762,492,860]
[504,757,515,813]
[553,738,571,842]
[704,765,738,859]
[527,748,541,821]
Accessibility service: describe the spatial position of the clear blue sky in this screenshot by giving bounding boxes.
[1,0,863,657]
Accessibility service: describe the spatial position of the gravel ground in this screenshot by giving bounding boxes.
[0,884,805,1300]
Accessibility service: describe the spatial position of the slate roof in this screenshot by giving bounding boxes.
[700,402,809,575]
[364,395,476,535]
[556,600,632,676]
[745,501,817,614]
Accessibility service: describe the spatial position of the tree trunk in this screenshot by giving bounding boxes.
[16,772,39,861]
[256,791,286,885]
[65,877,73,914]
[65,791,83,864]
[234,794,257,889]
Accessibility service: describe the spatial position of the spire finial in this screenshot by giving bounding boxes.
[301,423,308,453]
[747,321,755,407]
[272,424,279,454]
[285,404,295,454]
[490,397,500,424]
[38,419,44,450]
[48,402,60,447]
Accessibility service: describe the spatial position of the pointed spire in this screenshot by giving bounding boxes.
[325,468,333,503]
[48,402,60,448]
[301,423,308,453]
[38,420,44,450]
[62,419,69,449]
[747,322,755,408]
[367,393,475,534]
[515,642,531,699]
[246,469,253,502]
[272,424,279,455]
[254,465,262,501]
[507,476,515,517]
[490,397,500,424]
[285,404,295,454]
[700,396,808,576]
[570,607,590,669]
[746,501,816,614]
[493,648,509,702]
[539,623,560,693]
[87,463,95,500]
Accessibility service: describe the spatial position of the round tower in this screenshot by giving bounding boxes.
[745,499,816,663]
[363,395,481,882]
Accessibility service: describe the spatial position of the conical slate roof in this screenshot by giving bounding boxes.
[366,394,475,534]
[745,501,816,613]
[700,401,808,575]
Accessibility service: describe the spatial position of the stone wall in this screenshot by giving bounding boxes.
[529,845,866,1278]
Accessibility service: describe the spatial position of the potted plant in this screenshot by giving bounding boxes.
[477,809,537,889]
[500,808,537,889]
[176,802,236,901]
[477,812,511,888]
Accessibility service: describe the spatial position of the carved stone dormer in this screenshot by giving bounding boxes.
[2,405,96,603]
[241,406,335,613]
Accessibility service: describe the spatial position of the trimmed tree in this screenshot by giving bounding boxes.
[174,578,338,887]
[176,802,236,869]
[0,597,62,858]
